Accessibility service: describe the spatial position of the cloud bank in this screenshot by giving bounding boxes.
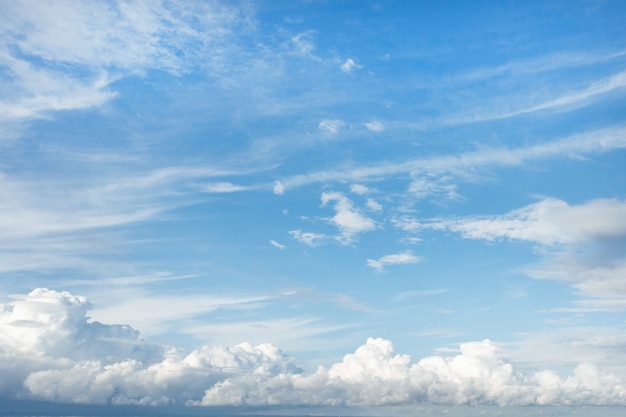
[2,288,626,407]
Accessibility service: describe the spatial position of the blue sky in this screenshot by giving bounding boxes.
[1,0,626,413]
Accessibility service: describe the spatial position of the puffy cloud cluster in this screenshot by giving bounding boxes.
[0,288,298,404]
[321,192,376,244]
[2,288,626,407]
[200,338,626,407]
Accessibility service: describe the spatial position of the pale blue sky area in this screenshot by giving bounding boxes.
[0,0,625,413]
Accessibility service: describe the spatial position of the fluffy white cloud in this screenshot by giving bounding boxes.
[340,58,361,74]
[2,289,626,407]
[367,251,422,272]
[24,341,301,406]
[0,288,155,362]
[0,288,298,404]
[201,337,626,407]
[273,180,285,195]
[321,192,376,244]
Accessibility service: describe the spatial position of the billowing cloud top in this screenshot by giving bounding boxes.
[1,288,626,407]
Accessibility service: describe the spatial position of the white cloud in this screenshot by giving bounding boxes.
[350,184,370,195]
[2,289,626,407]
[202,182,248,193]
[456,49,626,82]
[0,1,244,73]
[427,197,626,299]
[0,0,249,138]
[320,192,376,244]
[367,251,423,272]
[453,69,626,124]
[318,119,345,135]
[340,58,361,74]
[277,126,626,193]
[408,176,460,201]
[366,198,382,211]
[289,230,327,247]
[273,180,285,195]
[431,198,626,246]
[270,240,286,250]
[291,31,320,60]
[392,216,423,233]
[201,337,626,407]
[364,120,385,132]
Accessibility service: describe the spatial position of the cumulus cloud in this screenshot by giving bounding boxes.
[367,251,423,272]
[340,58,361,74]
[320,192,376,244]
[200,337,626,407]
[0,288,298,404]
[2,289,626,407]
[0,288,155,362]
[273,180,285,195]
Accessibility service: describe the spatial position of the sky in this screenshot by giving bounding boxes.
[1,0,626,415]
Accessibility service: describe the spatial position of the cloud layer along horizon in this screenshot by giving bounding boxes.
[1,288,625,407]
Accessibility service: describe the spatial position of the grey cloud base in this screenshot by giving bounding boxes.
[1,289,625,407]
